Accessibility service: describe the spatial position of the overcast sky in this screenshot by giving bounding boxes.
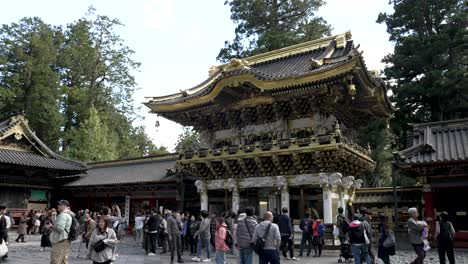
[2,0,395,152]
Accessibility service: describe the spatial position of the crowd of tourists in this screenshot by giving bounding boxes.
[0,202,459,264]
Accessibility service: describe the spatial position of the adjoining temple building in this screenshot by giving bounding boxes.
[145,32,394,224]
[395,118,468,247]
[0,114,86,211]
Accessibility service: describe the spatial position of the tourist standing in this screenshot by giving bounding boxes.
[210,213,217,250]
[87,218,119,264]
[377,215,395,264]
[0,205,8,262]
[362,211,375,264]
[436,211,456,264]
[236,207,257,264]
[299,213,312,257]
[167,211,184,263]
[26,209,34,235]
[349,214,371,264]
[407,207,427,264]
[15,212,28,243]
[146,210,160,256]
[83,213,96,249]
[47,200,74,264]
[134,212,145,245]
[312,216,324,257]
[278,207,297,261]
[192,210,211,262]
[40,211,54,251]
[188,215,199,256]
[336,207,349,244]
[253,211,281,264]
[215,217,229,264]
[160,212,169,254]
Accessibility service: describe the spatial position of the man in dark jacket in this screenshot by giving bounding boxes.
[146,210,160,255]
[299,213,312,257]
[167,211,184,264]
[278,207,298,261]
[0,205,8,262]
[349,214,371,264]
[336,207,348,245]
[236,207,257,264]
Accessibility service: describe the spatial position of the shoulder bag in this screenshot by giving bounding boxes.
[254,223,271,255]
[93,232,108,253]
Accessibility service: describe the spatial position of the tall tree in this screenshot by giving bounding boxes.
[0,17,63,150]
[217,0,331,62]
[378,0,467,149]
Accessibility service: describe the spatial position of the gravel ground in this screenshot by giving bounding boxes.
[3,232,468,264]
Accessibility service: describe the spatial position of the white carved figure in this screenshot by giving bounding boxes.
[352,179,363,189]
[194,180,206,193]
[319,173,329,187]
[342,176,355,189]
[275,176,288,190]
[225,178,238,191]
[207,180,224,190]
[328,172,343,187]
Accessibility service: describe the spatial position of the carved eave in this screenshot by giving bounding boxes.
[177,132,375,180]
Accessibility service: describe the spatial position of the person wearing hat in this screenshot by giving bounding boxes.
[45,200,75,264]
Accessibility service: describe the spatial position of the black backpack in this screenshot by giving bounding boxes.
[439,222,454,242]
[254,223,271,255]
[224,227,233,248]
[65,212,80,241]
[340,216,350,233]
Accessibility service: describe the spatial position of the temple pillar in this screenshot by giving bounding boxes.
[281,187,289,210]
[423,184,435,234]
[232,186,239,214]
[195,180,208,212]
[339,191,346,215]
[323,187,333,224]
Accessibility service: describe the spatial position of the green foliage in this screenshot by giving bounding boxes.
[0,17,63,150]
[217,0,331,62]
[355,120,394,187]
[0,8,164,161]
[175,127,200,152]
[65,107,118,162]
[377,0,468,149]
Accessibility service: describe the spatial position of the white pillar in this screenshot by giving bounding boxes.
[323,187,333,224]
[200,190,208,211]
[339,191,346,215]
[281,187,289,210]
[232,187,239,214]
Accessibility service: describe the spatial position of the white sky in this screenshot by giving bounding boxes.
[1,0,395,152]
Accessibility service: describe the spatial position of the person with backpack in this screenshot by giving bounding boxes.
[361,210,375,264]
[299,213,312,257]
[349,214,371,264]
[146,210,160,256]
[46,200,76,264]
[278,207,298,261]
[252,211,281,264]
[377,214,395,264]
[236,207,257,264]
[87,218,119,264]
[435,211,456,264]
[312,215,325,257]
[336,207,349,245]
[214,217,229,264]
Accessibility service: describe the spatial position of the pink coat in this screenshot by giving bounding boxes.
[215,224,229,251]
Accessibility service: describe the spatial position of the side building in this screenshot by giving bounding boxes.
[62,153,197,227]
[0,114,86,215]
[145,32,394,224]
[395,118,468,247]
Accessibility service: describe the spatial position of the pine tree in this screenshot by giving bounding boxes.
[378,0,468,149]
[217,0,331,62]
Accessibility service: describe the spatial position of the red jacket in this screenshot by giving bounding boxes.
[215,223,229,251]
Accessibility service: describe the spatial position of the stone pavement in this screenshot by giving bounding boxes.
[3,233,468,264]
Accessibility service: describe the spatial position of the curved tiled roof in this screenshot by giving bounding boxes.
[64,154,178,187]
[0,148,85,171]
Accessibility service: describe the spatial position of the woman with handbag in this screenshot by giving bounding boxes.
[88,218,119,264]
[378,215,395,264]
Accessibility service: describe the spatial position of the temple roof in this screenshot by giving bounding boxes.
[395,118,468,165]
[64,154,178,187]
[0,114,86,173]
[145,32,394,118]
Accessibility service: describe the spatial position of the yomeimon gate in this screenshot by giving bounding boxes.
[145,32,394,224]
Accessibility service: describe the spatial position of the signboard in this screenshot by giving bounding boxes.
[124,195,130,225]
